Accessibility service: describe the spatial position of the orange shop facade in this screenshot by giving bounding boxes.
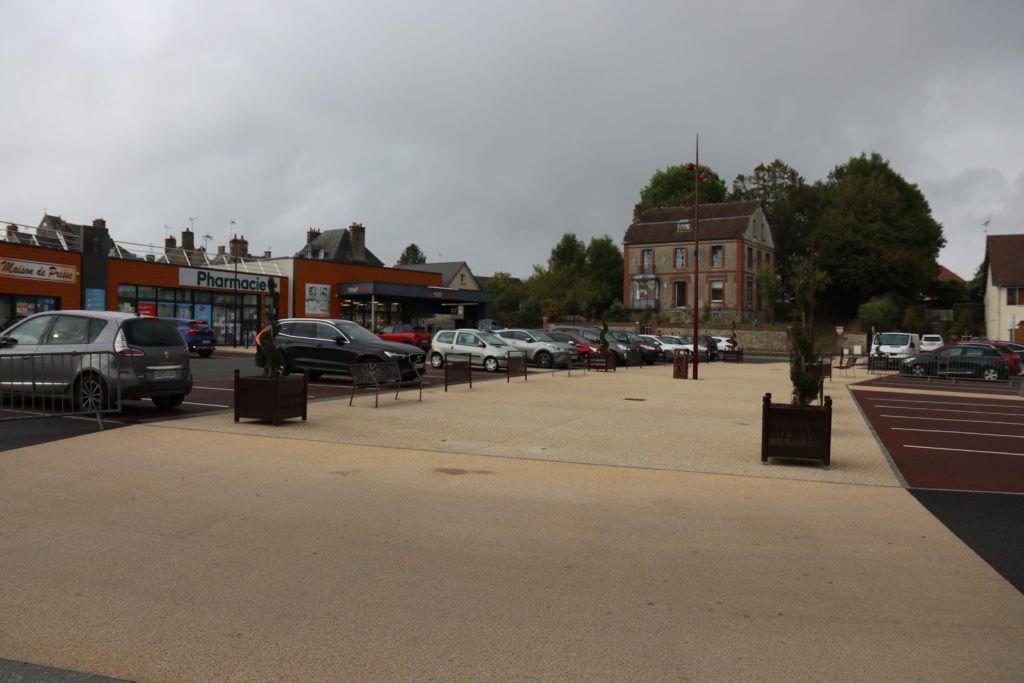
[0,243,83,326]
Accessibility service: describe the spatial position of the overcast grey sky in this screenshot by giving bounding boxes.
[3,0,1022,281]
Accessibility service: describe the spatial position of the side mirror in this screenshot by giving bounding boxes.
[0,337,12,348]
[334,336,348,345]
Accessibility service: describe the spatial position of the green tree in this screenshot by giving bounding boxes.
[729,159,821,295]
[527,233,623,321]
[584,236,623,317]
[482,272,527,326]
[396,243,426,265]
[857,294,901,333]
[639,164,727,210]
[814,153,945,317]
[755,262,783,325]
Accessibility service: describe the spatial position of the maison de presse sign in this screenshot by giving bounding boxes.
[178,267,273,293]
[0,257,78,283]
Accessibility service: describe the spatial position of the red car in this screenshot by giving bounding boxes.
[377,324,431,350]
[547,330,601,359]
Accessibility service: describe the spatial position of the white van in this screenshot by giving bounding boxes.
[870,332,921,361]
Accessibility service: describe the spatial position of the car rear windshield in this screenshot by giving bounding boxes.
[877,333,910,345]
[123,319,185,346]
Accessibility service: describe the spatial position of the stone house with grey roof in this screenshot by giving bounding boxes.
[623,200,774,323]
[984,234,1024,342]
[296,223,383,267]
[396,261,482,291]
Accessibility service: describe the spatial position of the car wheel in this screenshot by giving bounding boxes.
[483,356,499,372]
[198,349,213,357]
[152,394,185,410]
[430,353,445,369]
[75,373,109,411]
[980,366,999,381]
[911,364,926,377]
[536,351,553,368]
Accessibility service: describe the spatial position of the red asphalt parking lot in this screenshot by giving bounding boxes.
[853,385,1024,494]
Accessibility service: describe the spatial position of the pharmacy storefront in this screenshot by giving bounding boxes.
[110,262,289,346]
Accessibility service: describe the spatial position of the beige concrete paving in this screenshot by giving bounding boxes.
[1,361,1022,682]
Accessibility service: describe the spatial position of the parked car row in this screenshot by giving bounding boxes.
[898,340,1022,381]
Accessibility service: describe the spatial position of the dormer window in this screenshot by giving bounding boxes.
[676,220,692,233]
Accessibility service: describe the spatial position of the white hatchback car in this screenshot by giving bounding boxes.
[920,334,944,352]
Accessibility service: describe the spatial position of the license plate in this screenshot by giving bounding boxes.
[199,340,211,345]
[152,370,178,380]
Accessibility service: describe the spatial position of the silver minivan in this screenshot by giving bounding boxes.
[0,310,193,410]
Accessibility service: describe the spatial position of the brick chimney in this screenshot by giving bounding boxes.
[165,235,177,249]
[92,218,106,231]
[181,228,195,250]
[263,250,272,258]
[633,204,642,223]
[5,224,17,240]
[307,228,321,244]
[349,222,365,263]
[229,234,249,259]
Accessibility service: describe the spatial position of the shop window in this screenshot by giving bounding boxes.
[137,285,156,300]
[711,246,723,268]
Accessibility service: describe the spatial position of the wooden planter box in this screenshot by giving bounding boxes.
[722,349,744,363]
[761,392,832,467]
[587,351,617,372]
[234,370,308,425]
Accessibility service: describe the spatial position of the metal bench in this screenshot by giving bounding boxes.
[349,361,422,407]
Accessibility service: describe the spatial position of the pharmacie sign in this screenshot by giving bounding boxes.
[179,267,273,293]
[0,257,78,283]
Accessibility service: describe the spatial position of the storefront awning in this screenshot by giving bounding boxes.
[337,281,492,304]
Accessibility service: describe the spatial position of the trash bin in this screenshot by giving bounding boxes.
[673,350,689,379]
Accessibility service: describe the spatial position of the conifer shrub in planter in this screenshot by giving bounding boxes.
[761,294,832,466]
[234,277,308,425]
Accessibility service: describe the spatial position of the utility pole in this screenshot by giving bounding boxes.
[686,136,709,380]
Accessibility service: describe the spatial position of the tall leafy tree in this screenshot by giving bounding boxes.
[730,159,821,296]
[397,243,426,265]
[482,272,530,326]
[584,236,624,317]
[527,233,623,321]
[813,153,945,317]
[639,164,727,210]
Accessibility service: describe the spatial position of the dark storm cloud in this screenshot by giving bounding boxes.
[2,0,1022,279]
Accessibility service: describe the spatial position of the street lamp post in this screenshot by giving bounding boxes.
[230,220,238,348]
[686,138,709,380]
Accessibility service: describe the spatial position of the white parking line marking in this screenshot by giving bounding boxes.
[870,397,1022,408]
[893,427,1024,439]
[881,414,1024,427]
[183,401,230,408]
[873,405,1023,417]
[904,445,1024,457]
[192,386,234,392]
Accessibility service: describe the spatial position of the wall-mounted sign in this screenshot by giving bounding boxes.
[305,284,330,315]
[0,257,78,283]
[178,267,273,292]
[84,288,106,310]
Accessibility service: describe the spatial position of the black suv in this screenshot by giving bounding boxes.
[256,318,426,381]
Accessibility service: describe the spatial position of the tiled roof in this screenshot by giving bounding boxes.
[398,262,467,284]
[987,235,1024,285]
[624,200,761,245]
[936,265,964,283]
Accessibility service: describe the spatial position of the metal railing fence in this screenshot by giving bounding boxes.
[0,350,121,428]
